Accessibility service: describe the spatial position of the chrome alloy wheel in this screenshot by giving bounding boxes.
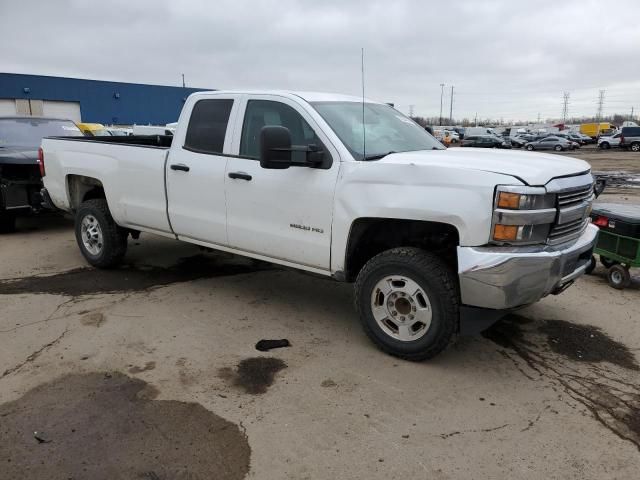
[80,214,104,256]
[371,275,432,342]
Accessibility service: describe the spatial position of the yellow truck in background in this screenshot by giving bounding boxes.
[580,122,615,138]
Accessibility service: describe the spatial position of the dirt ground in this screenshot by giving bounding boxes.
[1,149,639,479]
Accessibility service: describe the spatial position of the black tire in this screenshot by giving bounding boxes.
[600,142,610,149]
[600,256,617,269]
[554,145,562,151]
[526,145,534,151]
[585,256,597,275]
[75,199,127,268]
[607,264,631,290]
[354,247,458,361]
[0,211,17,234]
[631,142,640,152]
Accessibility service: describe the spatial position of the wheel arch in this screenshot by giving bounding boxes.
[343,217,460,282]
[66,174,106,212]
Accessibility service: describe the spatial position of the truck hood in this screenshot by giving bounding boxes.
[0,147,38,166]
[380,148,591,186]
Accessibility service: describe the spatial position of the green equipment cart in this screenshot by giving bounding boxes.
[587,203,640,289]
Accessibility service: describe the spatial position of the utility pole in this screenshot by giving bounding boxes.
[562,92,570,123]
[439,83,445,126]
[474,112,477,127]
[449,86,454,125]
[596,90,605,121]
[181,73,185,88]
[409,105,415,117]
[631,106,634,122]
[537,112,541,124]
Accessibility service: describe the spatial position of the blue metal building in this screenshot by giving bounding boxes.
[0,73,211,125]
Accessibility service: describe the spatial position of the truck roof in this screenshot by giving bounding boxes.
[188,90,378,104]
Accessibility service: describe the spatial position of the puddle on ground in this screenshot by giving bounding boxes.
[0,254,270,296]
[483,315,640,451]
[219,357,287,395]
[0,372,250,480]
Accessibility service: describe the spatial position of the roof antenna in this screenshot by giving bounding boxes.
[361,47,366,159]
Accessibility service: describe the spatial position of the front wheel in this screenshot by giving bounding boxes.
[75,199,128,268]
[585,255,597,275]
[554,145,563,151]
[526,145,534,151]
[354,248,458,361]
[600,142,610,149]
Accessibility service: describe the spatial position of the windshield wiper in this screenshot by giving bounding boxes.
[363,151,395,161]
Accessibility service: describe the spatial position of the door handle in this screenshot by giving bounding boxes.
[228,172,252,181]
[170,164,190,172]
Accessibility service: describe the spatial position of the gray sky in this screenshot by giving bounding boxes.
[2,0,639,122]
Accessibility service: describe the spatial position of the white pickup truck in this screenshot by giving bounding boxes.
[40,91,598,360]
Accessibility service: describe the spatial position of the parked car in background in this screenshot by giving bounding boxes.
[620,126,640,152]
[461,135,511,148]
[509,136,527,148]
[567,132,587,145]
[77,123,112,137]
[40,89,598,360]
[598,133,621,149]
[525,136,571,151]
[445,130,460,144]
[0,116,83,232]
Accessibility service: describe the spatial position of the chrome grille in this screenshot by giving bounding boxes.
[548,181,594,245]
[557,185,593,207]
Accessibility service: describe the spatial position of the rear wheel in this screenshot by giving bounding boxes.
[75,199,128,268]
[585,256,597,275]
[526,145,534,151]
[554,145,563,151]
[354,248,458,361]
[0,211,16,233]
[631,142,640,152]
[607,265,631,289]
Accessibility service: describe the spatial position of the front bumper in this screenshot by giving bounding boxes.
[457,223,598,310]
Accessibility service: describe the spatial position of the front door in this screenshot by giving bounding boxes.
[224,96,340,270]
[166,95,238,246]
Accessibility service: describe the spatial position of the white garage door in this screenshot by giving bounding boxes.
[0,99,17,115]
[42,101,81,122]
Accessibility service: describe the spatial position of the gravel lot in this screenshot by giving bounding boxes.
[1,148,639,479]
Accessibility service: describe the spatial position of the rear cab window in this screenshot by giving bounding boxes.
[184,99,234,154]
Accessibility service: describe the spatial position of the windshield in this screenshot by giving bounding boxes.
[311,101,444,160]
[0,118,84,148]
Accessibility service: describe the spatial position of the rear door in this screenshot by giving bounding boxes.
[224,95,340,270]
[166,95,239,246]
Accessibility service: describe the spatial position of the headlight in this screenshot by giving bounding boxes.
[491,186,557,244]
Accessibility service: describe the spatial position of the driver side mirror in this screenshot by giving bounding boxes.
[260,125,326,169]
[260,126,292,169]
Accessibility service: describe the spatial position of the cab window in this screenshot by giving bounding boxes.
[239,100,325,162]
[184,99,234,154]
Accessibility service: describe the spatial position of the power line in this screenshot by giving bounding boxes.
[561,92,570,122]
[596,90,605,121]
[438,84,445,124]
[449,86,454,124]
